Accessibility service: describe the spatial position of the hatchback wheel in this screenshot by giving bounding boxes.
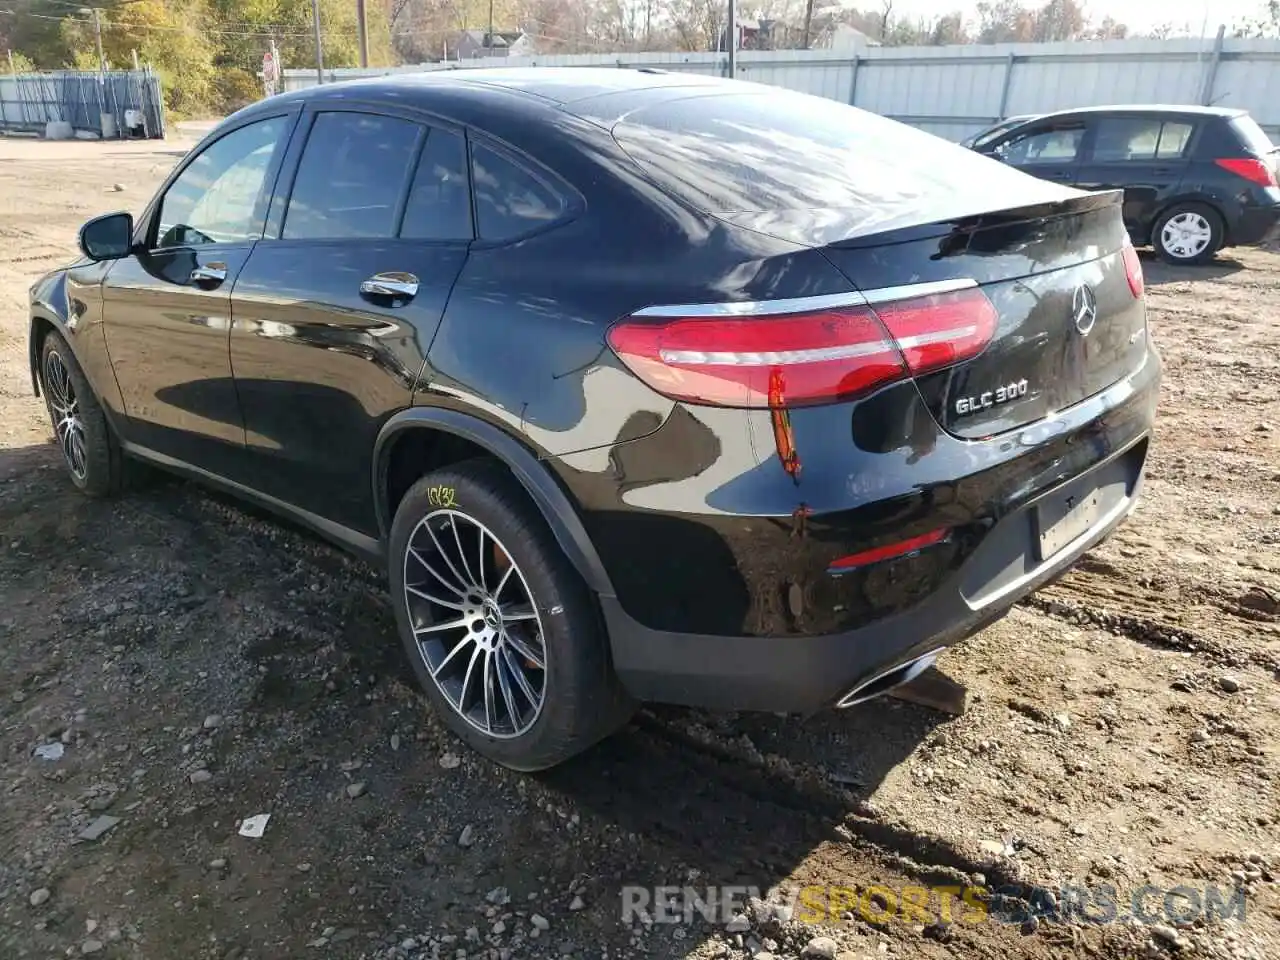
[388,459,632,771]
[40,331,124,497]
[1154,204,1223,265]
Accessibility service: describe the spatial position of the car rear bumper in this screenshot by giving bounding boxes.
[1229,200,1280,247]
[603,434,1148,712]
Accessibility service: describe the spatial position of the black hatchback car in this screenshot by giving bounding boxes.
[971,104,1280,264]
[29,69,1160,770]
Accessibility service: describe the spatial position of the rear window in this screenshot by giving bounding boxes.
[610,90,1030,216]
[1229,116,1276,156]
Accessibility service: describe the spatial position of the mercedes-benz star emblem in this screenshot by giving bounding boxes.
[1072,284,1098,336]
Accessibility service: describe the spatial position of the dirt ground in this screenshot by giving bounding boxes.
[0,133,1277,960]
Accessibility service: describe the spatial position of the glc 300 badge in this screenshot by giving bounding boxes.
[955,378,1028,416]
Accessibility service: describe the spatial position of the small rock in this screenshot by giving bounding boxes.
[189,769,213,784]
[923,921,953,942]
[1217,676,1241,693]
[1191,729,1212,744]
[78,815,121,842]
[439,752,462,769]
[1071,823,1088,836]
[85,919,99,935]
[1151,924,1183,949]
[569,894,585,911]
[980,838,1011,856]
[802,936,838,960]
[29,888,51,907]
[492,921,506,935]
[531,914,550,931]
[1053,713,1072,731]
[1021,916,1039,935]
[298,862,312,873]
[208,858,228,870]
[725,913,750,933]
[485,886,510,905]
[81,940,105,955]
[458,824,475,847]
[390,734,401,751]
[112,183,125,192]
[203,714,223,729]
[346,782,367,799]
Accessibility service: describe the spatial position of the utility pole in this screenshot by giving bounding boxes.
[726,0,737,77]
[356,0,369,67]
[487,0,494,58]
[81,6,105,76]
[311,0,324,84]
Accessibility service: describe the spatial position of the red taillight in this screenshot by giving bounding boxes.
[1214,157,1278,188]
[828,527,949,573]
[607,287,997,409]
[1121,241,1144,299]
[873,288,998,376]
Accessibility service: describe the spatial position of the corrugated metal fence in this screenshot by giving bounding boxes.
[282,36,1280,141]
[0,69,165,138]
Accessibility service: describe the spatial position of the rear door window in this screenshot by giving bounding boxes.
[400,128,472,241]
[1091,117,1165,162]
[283,111,420,240]
[1155,122,1195,159]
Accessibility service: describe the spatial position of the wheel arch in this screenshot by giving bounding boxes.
[1150,196,1228,247]
[28,312,57,397]
[373,408,616,599]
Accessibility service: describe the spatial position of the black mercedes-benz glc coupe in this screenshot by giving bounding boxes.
[28,68,1160,770]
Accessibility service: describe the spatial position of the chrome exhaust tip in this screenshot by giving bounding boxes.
[836,647,946,709]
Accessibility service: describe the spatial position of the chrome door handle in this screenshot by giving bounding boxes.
[190,262,227,284]
[360,272,419,299]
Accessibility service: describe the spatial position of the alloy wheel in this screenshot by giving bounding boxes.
[1160,212,1213,260]
[44,349,88,481]
[402,509,548,738]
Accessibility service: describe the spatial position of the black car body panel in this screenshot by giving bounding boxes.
[28,69,1161,714]
[974,104,1280,250]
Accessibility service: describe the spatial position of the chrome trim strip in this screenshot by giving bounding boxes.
[630,278,978,319]
[861,277,979,304]
[631,290,867,318]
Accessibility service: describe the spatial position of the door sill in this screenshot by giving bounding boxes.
[120,441,385,567]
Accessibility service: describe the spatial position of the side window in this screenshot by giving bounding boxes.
[1092,117,1164,162]
[400,128,472,241]
[1156,122,1195,159]
[998,125,1084,165]
[284,112,420,240]
[156,115,287,249]
[470,141,565,241]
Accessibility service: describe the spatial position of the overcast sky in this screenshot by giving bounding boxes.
[882,0,1264,34]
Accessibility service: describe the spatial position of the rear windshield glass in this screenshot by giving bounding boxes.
[1230,116,1276,155]
[611,90,1029,216]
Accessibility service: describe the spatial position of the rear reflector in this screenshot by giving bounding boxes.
[828,528,949,573]
[1215,157,1278,188]
[1121,241,1144,299]
[608,286,997,408]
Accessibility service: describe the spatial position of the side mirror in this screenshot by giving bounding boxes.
[79,212,135,261]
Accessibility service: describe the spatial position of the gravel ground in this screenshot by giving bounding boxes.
[1,135,1277,960]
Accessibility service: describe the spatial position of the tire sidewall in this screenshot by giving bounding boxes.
[1155,204,1222,265]
[388,464,606,771]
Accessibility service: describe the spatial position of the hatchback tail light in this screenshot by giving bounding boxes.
[1214,157,1278,188]
[1121,240,1144,299]
[606,287,997,409]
